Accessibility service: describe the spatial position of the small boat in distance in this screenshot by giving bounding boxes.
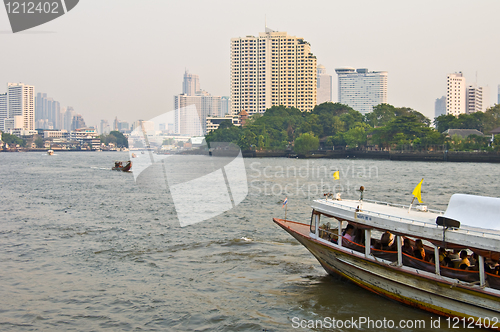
[47,149,54,155]
[274,190,500,329]
[112,160,132,172]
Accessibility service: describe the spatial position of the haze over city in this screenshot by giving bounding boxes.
[1,0,499,127]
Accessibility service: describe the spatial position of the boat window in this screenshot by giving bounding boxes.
[318,215,340,243]
[336,229,500,290]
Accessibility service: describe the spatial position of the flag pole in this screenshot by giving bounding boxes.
[285,203,287,221]
[408,197,415,213]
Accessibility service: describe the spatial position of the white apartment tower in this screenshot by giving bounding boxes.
[0,93,7,132]
[335,68,388,114]
[7,83,35,131]
[174,71,227,135]
[446,73,466,116]
[316,64,332,104]
[466,85,483,114]
[231,29,317,115]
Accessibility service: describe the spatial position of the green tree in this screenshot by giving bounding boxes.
[162,138,175,145]
[366,104,431,127]
[294,133,319,154]
[2,133,25,147]
[109,131,128,148]
[218,119,234,130]
[35,137,44,148]
[343,123,371,148]
[483,104,500,134]
[371,115,441,149]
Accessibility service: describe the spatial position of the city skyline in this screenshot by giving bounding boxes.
[1,0,499,126]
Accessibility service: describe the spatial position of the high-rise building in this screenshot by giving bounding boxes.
[335,68,388,114]
[35,92,64,129]
[498,85,500,105]
[71,114,86,130]
[435,96,446,118]
[220,96,230,116]
[316,64,332,104]
[100,120,110,135]
[64,107,76,131]
[7,83,35,130]
[174,92,222,135]
[174,72,226,135]
[231,29,317,115]
[35,92,47,122]
[183,70,200,96]
[0,93,7,132]
[466,85,484,114]
[446,72,466,116]
[174,104,203,137]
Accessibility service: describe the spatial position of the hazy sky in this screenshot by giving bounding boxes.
[1,0,499,127]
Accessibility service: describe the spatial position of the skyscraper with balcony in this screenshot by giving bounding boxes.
[446,72,466,116]
[335,68,388,114]
[231,29,317,115]
[466,85,484,114]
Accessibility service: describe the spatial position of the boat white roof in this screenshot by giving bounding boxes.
[311,194,500,252]
[443,194,500,231]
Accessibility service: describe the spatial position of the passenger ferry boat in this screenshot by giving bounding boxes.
[274,191,500,329]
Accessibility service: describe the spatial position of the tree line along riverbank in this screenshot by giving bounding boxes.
[241,149,500,163]
[205,102,500,156]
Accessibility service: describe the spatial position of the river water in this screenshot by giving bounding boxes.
[1,152,499,331]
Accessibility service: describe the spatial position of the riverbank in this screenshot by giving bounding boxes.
[242,150,500,163]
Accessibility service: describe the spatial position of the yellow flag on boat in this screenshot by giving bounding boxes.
[333,171,340,180]
[412,178,424,203]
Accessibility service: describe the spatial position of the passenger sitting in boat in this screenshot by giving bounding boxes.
[438,247,447,264]
[441,256,452,267]
[354,228,365,245]
[448,249,460,267]
[484,259,496,274]
[469,253,478,270]
[342,224,355,242]
[380,231,396,251]
[413,239,426,261]
[459,250,471,270]
[402,238,413,256]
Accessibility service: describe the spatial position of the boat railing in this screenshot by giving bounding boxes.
[321,200,433,227]
[319,199,500,240]
[363,199,445,215]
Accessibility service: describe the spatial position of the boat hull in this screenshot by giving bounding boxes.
[112,161,132,172]
[274,218,500,330]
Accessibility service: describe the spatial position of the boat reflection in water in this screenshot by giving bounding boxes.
[274,189,500,329]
